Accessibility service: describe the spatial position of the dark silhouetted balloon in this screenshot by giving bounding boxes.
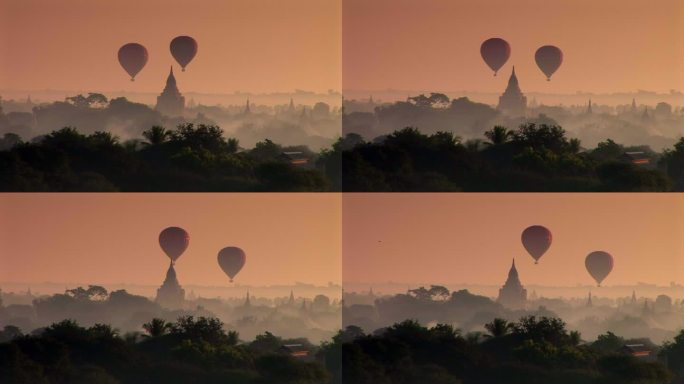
[585,251,613,287]
[218,247,246,283]
[159,227,189,264]
[521,225,552,264]
[170,36,198,72]
[480,38,511,76]
[535,45,563,81]
[118,43,148,81]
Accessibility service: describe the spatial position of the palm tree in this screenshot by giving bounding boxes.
[568,138,582,154]
[484,318,512,338]
[484,126,512,146]
[142,318,171,338]
[142,126,169,146]
[227,137,240,154]
[466,331,484,345]
[569,330,582,346]
[90,131,119,146]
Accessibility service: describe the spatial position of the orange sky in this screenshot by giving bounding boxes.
[0,0,341,94]
[343,194,684,287]
[2,193,683,289]
[0,194,341,287]
[343,0,684,94]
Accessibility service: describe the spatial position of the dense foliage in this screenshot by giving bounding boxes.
[328,317,678,384]
[0,124,327,191]
[1,316,682,383]
[331,124,672,191]
[3,122,684,191]
[0,316,328,384]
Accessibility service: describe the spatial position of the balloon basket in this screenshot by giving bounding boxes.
[230,278,234,283]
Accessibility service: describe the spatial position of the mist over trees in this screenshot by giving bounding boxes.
[343,286,684,346]
[0,285,341,346]
[0,93,339,151]
[338,288,684,383]
[343,93,684,152]
[2,93,684,191]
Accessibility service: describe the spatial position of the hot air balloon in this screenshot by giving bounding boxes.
[521,225,552,264]
[170,36,198,72]
[118,43,148,81]
[585,251,613,287]
[535,45,563,81]
[159,227,189,264]
[480,38,511,76]
[218,247,246,283]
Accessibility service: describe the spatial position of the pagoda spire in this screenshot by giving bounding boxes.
[508,258,518,279]
[507,66,520,89]
[244,290,251,307]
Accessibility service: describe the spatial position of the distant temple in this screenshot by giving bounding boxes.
[497,66,527,117]
[497,259,527,309]
[155,262,185,309]
[244,99,251,115]
[156,66,185,117]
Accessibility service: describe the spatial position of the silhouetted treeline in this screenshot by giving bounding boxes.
[0,124,328,191]
[2,315,682,383]
[5,122,684,191]
[331,124,677,191]
[0,316,329,384]
[333,317,682,384]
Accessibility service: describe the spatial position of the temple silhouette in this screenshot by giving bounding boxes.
[155,66,185,117]
[497,258,527,309]
[155,261,185,309]
[497,66,527,117]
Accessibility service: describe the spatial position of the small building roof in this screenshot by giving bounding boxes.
[279,344,310,357]
[279,151,309,165]
[621,344,651,357]
[622,152,651,165]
